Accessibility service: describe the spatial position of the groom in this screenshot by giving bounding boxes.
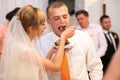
[36,1,103,80]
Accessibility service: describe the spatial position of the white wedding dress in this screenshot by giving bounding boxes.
[0,16,48,80]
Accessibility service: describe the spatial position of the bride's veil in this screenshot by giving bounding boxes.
[0,16,48,80]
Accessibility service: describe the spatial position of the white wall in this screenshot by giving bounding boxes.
[0,0,48,23]
[70,0,84,27]
[85,0,103,23]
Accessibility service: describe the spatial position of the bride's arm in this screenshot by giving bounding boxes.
[46,48,57,60]
[41,37,66,71]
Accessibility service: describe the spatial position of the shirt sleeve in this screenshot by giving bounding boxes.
[97,25,107,57]
[86,36,103,80]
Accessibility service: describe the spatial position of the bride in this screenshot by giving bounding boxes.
[0,5,75,80]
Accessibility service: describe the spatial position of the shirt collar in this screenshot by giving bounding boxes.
[51,31,60,40]
[103,30,109,34]
[78,24,93,30]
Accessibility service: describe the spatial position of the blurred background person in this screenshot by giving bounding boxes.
[0,7,20,58]
[75,10,107,57]
[0,24,6,57]
[5,7,20,27]
[103,43,120,80]
[100,15,119,74]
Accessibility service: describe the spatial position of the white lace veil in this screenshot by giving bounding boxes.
[0,16,48,80]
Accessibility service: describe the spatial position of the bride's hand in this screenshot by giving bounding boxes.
[61,26,75,40]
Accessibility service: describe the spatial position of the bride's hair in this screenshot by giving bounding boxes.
[17,5,45,38]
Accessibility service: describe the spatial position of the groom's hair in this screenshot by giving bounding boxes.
[46,1,68,19]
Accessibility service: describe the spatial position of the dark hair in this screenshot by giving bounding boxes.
[100,15,110,23]
[6,7,20,21]
[75,10,89,17]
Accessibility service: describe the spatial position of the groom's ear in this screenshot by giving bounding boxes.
[46,18,51,25]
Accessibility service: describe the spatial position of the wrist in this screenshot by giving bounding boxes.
[60,34,67,41]
[60,36,66,42]
[59,37,66,45]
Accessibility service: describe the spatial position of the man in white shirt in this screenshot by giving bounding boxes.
[100,15,119,73]
[36,1,103,80]
[75,10,107,57]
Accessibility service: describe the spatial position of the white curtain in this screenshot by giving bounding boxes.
[0,0,48,24]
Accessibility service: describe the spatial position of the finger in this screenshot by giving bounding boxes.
[64,48,72,52]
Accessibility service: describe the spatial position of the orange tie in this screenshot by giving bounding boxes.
[60,52,70,80]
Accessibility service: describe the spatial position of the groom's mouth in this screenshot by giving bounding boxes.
[58,26,66,31]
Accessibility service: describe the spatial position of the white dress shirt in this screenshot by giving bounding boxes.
[77,23,107,57]
[35,30,103,80]
[103,30,116,50]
